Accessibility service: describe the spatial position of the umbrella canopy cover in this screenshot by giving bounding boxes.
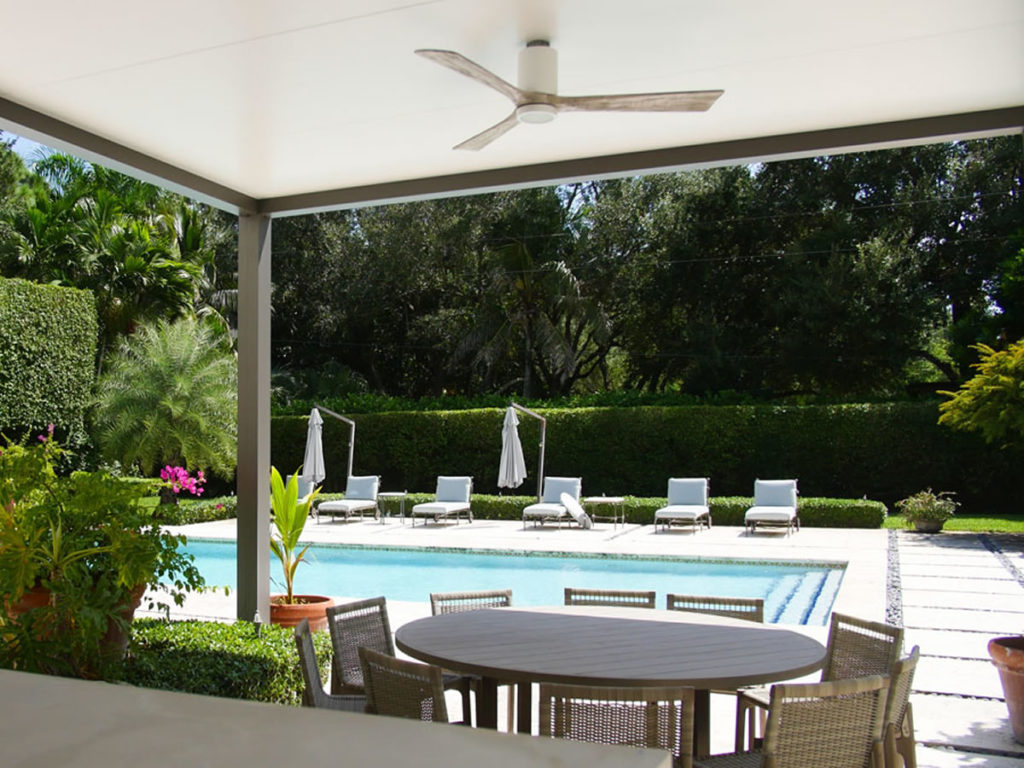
[300,408,326,486]
[498,406,527,489]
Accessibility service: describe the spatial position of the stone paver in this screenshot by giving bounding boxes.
[915,746,1024,767]
[903,607,1024,635]
[902,590,1024,612]
[914,695,1024,757]
[900,575,1023,594]
[915,657,1006,699]
[903,629,998,660]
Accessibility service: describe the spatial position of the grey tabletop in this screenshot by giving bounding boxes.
[395,605,825,690]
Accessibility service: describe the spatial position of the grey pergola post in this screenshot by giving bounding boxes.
[236,213,271,623]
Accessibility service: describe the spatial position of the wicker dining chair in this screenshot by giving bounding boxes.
[666,594,765,623]
[538,683,696,768]
[292,618,366,712]
[564,587,656,609]
[358,646,454,723]
[698,675,890,768]
[883,646,920,768]
[735,612,903,751]
[430,589,513,614]
[325,596,474,721]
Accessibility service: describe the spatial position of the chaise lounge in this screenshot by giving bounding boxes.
[522,477,583,528]
[410,476,473,525]
[315,475,380,523]
[744,479,799,535]
[654,477,711,533]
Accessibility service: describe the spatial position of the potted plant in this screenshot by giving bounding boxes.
[268,466,333,631]
[0,429,205,679]
[894,488,958,533]
[989,636,1024,744]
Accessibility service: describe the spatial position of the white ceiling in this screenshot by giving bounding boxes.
[0,0,1022,212]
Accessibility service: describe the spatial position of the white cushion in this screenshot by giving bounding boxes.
[523,502,569,519]
[435,476,471,503]
[745,506,797,523]
[345,475,379,501]
[655,504,709,521]
[412,501,470,516]
[541,477,581,503]
[318,499,377,514]
[754,480,797,507]
[667,478,708,506]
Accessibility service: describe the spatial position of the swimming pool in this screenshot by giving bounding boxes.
[183,540,844,625]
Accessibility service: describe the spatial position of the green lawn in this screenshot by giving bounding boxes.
[883,514,1024,533]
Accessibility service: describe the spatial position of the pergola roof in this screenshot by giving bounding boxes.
[1,0,1022,215]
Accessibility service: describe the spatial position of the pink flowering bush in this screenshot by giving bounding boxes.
[159,466,206,497]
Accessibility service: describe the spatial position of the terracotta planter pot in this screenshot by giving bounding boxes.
[913,519,945,533]
[989,636,1024,744]
[5,583,52,618]
[270,595,335,632]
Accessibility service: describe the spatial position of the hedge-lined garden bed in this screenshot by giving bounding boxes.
[126,619,330,705]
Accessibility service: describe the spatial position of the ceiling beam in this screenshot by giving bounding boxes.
[261,106,1024,217]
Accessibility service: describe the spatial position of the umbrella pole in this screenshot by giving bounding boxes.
[511,402,545,503]
[314,403,355,480]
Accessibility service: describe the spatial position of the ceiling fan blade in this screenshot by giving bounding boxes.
[416,49,522,104]
[454,112,520,151]
[554,89,724,113]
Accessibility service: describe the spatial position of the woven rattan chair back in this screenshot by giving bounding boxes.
[823,613,903,681]
[539,683,695,768]
[884,646,920,768]
[430,589,513,615]
[358,646,450,723]
[326,596,394,695]
[564,587,656,609]
[665,594,765,623]
[293,618,365,712]
[762,675,889,768]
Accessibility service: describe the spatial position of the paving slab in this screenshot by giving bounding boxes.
[913,694,1024,757]
[915,657,1006,699]
[902,589,1024,612]
[903,606,1024,635]
[900,552,1009,565]
[900,576,1022,594]
[915,745,1024,767]
[904,629,1001,660]
[899,535,989,551]
[902,563,1008,577]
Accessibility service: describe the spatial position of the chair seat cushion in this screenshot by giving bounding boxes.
[523,503,568,519]
[744,506,796,522]
[655,504,709,520]
[318,499,378,514]
[412,501,470,516]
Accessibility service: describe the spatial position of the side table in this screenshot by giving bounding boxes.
[376,491,407,524]
[582,496,625,528]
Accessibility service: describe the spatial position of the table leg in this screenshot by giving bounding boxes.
[516,682,533,735]
[476,677,499,729]
[694,688,711,756]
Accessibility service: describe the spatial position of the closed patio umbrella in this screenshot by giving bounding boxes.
[497,406,527,489]
[300,408,326,486]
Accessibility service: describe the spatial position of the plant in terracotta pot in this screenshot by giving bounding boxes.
[0,429,205,679]
[894,488,957,533]
[268,466,332,631]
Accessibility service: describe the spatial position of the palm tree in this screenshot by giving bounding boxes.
[92,316,237,478]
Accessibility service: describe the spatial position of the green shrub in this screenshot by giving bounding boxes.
[126,618,330,705]
[0,278,97,444]
[159,496,238,525]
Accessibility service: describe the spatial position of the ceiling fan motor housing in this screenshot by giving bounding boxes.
[517,40,558,123]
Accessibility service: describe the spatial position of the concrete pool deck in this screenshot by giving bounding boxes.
[150,518,1024,766]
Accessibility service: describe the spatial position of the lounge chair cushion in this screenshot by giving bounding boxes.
[319,498,378,514]
[345,475,379,501]
[655,505,709,521]
[667,478,708,506]
[435,476,472,503]
[412,501,471,516]
[540,477,582,503]
[753,479,797,507]
[744,506,797,523]
[523,502,569,519]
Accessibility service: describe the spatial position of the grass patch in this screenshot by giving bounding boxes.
[883,514,1024,533]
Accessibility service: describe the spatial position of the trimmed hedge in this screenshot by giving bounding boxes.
[271,403,1022,513]
[161,496,239,525]
[126,618,330,705]
[0,278,97,443]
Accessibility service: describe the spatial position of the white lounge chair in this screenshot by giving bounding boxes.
[522,477,583,528]
[315,475,380,523]
[411,476,473,525]
[744,479,799,535]
[654,477,711,533]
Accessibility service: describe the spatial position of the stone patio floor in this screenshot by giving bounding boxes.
[151,517,1024,766]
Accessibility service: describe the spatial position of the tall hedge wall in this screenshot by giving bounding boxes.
[0,278,97,441]
[271,403,1022,513]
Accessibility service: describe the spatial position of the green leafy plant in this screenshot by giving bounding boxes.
[0,430,205,679]
[894,489,958,525]
[939,340,1024,448]
[269,467,320,605]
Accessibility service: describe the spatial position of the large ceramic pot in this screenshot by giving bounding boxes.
[5,582,52,618]
[913,520,945,533]
[269,595,335,632]
[989,635,1024,744]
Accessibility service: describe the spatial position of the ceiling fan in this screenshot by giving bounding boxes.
[415,40,723,151]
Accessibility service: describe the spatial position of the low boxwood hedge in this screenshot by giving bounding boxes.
[158,496,238,525]
[126,618,330,705]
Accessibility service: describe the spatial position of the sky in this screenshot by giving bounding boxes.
[5,131,53,163]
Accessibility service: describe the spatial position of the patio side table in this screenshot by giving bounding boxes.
[377,491,407,524]
[582,495,625,528]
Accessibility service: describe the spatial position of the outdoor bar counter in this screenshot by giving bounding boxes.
[0,669,670,767]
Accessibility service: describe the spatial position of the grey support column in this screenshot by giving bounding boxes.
[236,213,271,622]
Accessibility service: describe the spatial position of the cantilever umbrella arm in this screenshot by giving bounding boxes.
[313,403,355,481]
[510,402,545,503]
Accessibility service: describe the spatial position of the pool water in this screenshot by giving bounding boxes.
[184,540,843,626]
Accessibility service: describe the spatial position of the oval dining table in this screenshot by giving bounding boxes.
[395,605,826,755]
